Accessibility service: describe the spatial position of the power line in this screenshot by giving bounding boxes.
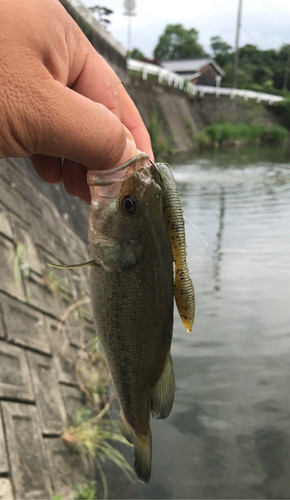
[240,25,259,47]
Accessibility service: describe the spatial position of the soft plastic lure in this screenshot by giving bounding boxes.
[152,162,195,332]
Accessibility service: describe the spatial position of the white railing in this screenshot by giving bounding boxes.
[127,59,285,105]
[68,0,127,56]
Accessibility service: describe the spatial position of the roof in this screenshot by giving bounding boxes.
[161,58,225,76]
[178,72,201,80]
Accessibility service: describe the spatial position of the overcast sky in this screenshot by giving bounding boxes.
[82,0,290,58]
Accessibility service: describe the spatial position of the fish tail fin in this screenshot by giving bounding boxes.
[134,431,152,484]
[120,411,151,483]
[151,351,175,419]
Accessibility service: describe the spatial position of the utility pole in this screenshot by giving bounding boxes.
[283,44,290,91]
[232,0,243,89]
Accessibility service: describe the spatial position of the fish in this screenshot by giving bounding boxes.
[48,153,194,483]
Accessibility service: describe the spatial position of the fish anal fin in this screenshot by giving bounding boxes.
[134,431,152,484]
[120,411,134,445]
[151,352,175,420]
[47,260,98,270]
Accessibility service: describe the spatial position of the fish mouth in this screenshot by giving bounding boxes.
[87,153,150,187]
[87,153,152,201]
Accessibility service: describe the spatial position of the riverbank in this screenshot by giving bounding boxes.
[124,78,288,159]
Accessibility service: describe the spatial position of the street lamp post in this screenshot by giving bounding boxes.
[123,0,136,57]
[232,0,243,89]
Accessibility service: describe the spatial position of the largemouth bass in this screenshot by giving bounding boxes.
[49,153,194,483]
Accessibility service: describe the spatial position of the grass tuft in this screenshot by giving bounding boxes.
[73,480,98,500]
[198,121,288,149]
[62,416,135,499]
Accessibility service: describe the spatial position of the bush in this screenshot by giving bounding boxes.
[262,125,288,143]
[196,132,211,149]
[198,121,288,149]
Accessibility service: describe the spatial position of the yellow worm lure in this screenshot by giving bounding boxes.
[152,162,195,332]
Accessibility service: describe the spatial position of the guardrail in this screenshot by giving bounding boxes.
[127,59,285,105]
[68,0,127,57]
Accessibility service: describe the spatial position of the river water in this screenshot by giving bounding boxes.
[114,146,290,499]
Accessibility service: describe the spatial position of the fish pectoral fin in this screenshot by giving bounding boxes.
[47,260,98,269]
[151,351,175,420]
[97,341,106,360]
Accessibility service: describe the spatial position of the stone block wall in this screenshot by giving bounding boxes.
[0,158,94,499]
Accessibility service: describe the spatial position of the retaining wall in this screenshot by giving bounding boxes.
[124,78,282,154]
[0,158,94,499]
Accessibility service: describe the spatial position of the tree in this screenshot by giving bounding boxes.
[238,44,276,87]
[88,5,113,25]
[153,24,207,61]
[210,36,232,67]
[131,47,145,60]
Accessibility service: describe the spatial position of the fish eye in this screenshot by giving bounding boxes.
[120,195,138,215]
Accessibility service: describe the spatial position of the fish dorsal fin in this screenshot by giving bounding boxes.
[151,351,175,420]
[47,260,98,269]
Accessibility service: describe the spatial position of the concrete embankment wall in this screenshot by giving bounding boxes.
[0,158,94,499]
[124,78,282,154]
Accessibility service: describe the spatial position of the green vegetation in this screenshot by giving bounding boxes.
[52,479,98,500]
[153,24,207,61]
[131,47,145,60]
[73,480,98,500]
[197,122,288,149]
[88,5,113,26]
[13,241,28,287]
[147,110,172,160]
[43,268,71,302]
[50,293,133,498]
[76,339,110,408]
[210,39,290,93]
[210,35,232,68]
[62,414,134,499]
[149,24,290,92]
[273,97,290,128]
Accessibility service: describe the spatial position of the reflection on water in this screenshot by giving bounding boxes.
[116,146,290,499]
[212,188,225,291]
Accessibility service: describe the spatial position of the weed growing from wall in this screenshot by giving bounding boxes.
[147,110,173,160]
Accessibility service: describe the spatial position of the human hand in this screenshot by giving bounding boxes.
[0,0,153,203]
